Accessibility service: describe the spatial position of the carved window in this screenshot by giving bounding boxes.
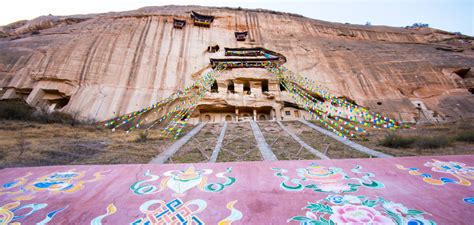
[211,81,218,93]
[243,81,251,95]
[262,80,269,92]
[279,82,286,91]
[227,80,235,93]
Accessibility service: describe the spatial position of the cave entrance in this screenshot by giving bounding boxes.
[227,80,235,93]
[279,82,286,91]
[261,79,269,93]
[243,81,251,95]
[211,80,218,93]
[453,68,471,79]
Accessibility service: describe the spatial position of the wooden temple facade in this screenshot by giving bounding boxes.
[235,31,248,41]
[210,47,287,69]
[191,11,214,27]
[173,19,186,29]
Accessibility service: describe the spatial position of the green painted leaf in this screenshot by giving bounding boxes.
[407,209,425,215]
[362,199,377,207]
[306,203,333,214]
[385,209,402,225]
[318,217,331,225]
[290,216,310,221]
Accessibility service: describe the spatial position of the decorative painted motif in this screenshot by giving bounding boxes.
[131,198,242,225]
[463,197,474,206]
[0,172,32,197]
[91,204,117,225]
[218,200,243,225]
[130,166,236,196]
[289,195,436,225]
[272,164,384,194]
[397,159,474,186]
[0,170,108,201]
[27,170,108,193]
[131,198,207,225]
[0,201,66,225]
[36,206,68,225]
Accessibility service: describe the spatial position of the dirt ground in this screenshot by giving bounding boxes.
[0,120,194,168]
[258,121,321,160]
[283,121,371,159]
[216,122,262,162]
[1,118,473,168]
[168,123,222,163]
[346,119,474,157]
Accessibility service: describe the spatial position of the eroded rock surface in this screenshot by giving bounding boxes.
[1,5,473,123]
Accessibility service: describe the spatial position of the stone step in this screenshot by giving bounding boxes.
[166,123,223,164]
[258,121,326,160]
[299,119,392,158]
[282,121,372,159]
[216,122,262,162]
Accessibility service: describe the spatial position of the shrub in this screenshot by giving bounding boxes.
[0,100,83,126]
[455,131,474,143]
[135,130,149,143]
[379,134,415,148]
[415,136,451,149]
[0,100,34,120]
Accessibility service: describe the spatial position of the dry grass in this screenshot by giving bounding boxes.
[283,121,370,159]
[1,117,473,168]
[168,123,222,163]
[0,120,194,168]
[347,119,474,157]
[217,122,262,162]
[258,121,320,160]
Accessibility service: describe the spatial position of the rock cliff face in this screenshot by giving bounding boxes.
[1,5,473,123]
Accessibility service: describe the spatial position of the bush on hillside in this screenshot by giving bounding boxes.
[379,134,415,148]
[415,136,451,149]
[0,100,34,120]
[455,131,474,143]
[0,99,81,126]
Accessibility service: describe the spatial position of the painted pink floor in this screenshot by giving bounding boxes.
[1,155,474,224]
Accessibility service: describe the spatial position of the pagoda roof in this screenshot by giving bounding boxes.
[191,11,215,22]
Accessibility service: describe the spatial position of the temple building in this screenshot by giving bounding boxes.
[173,18,186,29]
[191,11,214,27]
[234,31,248,41]
[188,47,311,124]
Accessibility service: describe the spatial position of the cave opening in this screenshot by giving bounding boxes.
[279,82,286,91]
[227,80,235,93]
[211,80,218,93]
[262,80,269,92]
[207,45,220,53]
[453,68,471,79]
[243,81,251,94]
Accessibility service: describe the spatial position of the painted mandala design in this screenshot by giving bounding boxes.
[289,195,436,225]
[273,164,384,194]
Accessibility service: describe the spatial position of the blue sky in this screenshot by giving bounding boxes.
[1,0,472,35]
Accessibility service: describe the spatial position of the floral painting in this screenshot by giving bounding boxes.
[289,195,436,225]
[272,164,384,194]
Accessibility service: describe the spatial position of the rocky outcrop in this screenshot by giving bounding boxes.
[0,5,473,123]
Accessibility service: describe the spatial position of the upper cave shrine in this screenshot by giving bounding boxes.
[188,47,309,124]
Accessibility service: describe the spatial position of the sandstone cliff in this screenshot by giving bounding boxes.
[1,5,473,123]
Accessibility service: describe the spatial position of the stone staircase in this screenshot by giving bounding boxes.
[282,121,371,159]
[154,120,389,164]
